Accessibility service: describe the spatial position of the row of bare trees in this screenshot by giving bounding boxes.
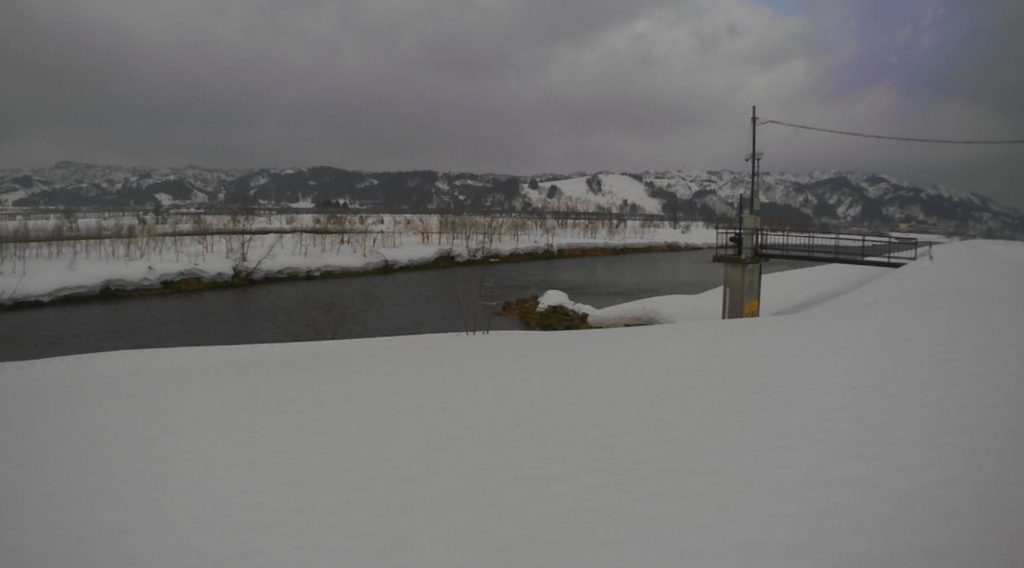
[1,211,666,242]
[0,213,677,280]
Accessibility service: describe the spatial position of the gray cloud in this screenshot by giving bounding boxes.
[1,0,1023,207]
[763,0,1024,206]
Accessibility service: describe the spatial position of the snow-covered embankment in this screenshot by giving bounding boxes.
[537,261,891,326]
[0,222,716,305]
[1,240,1022,567]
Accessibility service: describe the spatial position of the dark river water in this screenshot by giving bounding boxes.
[0,249,813,362]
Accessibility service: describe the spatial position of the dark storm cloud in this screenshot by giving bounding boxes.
[1,0,1023,206]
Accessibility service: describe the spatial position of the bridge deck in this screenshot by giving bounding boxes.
[714,229,918,268]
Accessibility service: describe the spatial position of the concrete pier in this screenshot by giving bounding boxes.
[714,213,762,319]
[720,258,762,318]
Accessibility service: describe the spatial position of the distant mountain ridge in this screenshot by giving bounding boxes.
[2,161,1021,237]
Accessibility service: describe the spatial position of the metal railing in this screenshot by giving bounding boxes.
[715,228,918,267]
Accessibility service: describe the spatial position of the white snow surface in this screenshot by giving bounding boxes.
[537,289,597,314]
[2,240,1023,567]
[538,262,891,327]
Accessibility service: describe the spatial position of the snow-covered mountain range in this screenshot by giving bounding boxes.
[2,161,1021,236]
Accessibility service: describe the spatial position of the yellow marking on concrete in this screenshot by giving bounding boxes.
[744,299,760,318]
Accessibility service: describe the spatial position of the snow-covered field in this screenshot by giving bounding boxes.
[1,239,1022,567]
[0,214,716,304]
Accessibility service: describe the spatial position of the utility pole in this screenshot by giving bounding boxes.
[712,105,763,318]
[750,105,757,213]
[746,105,763,217]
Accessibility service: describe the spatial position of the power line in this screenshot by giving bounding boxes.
[758,118,1024,145]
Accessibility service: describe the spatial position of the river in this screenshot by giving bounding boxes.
[0,249,814,361]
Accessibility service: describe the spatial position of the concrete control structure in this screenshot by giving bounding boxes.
[712,106,918,319]
[716,213,763,318]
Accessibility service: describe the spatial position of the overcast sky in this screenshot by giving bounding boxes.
[2,0,1023,207]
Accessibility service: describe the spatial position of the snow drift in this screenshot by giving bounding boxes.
[537,261,891,327]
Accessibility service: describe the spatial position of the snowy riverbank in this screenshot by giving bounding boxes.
[0,217,715,305]
[2,240,1022,567]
